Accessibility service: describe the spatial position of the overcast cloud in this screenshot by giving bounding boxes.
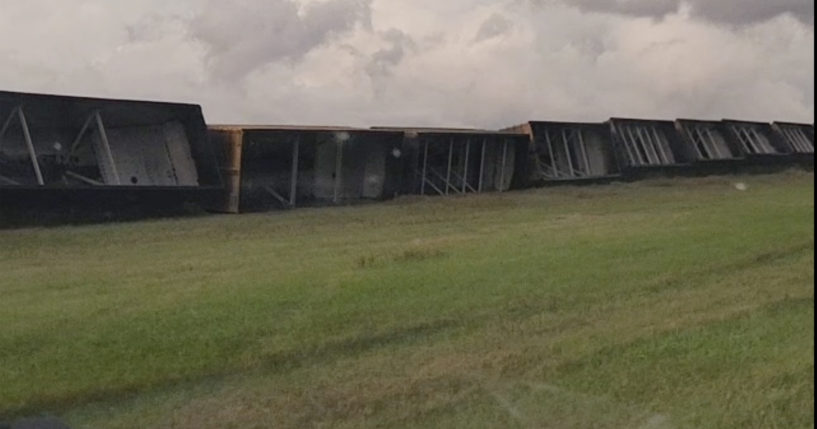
[564,0,814,25]
[0,0,812,128]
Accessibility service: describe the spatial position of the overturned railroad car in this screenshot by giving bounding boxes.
[609,118,695,176]
[674,119,749,173]
[771,122,814,167]
[209,126,405,213]
[721,120,794,165]
[375,128,529,196]
[504,121,620,185]
[0,90,222,220]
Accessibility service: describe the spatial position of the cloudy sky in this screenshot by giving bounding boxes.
[0,0,813,128]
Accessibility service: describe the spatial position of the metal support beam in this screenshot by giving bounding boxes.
[736,127,762,154]
[780,129,795,151]
[788,127,814,152]
[69,112,96,157]
[68,111,120,185]
[744,128,760,153]
[616,125,637,166]
[732,127,752,153]
[289,137,299,208]
[65,170,104,186]
[561,129,575,177]
[796,128,813,152]
[575,129,592,176]
[784,129,798,151]
[793,129,805,151]
[631,127,651,164]
[461,139,470,194]
[422,175,445,196]
[782,129,802,152]
[17,108,44,186]
[499,139,508,192]
[624,126,644,165]
[544,131,558,177]
[0,174,20,185]
[0,106,44,185]
[646,127,664,164]
[651,127,671,164]
[689,127,706,159]
[636,126,659,165]
[427,166,459,195]
[333,140,343,203]
[262,185,290,208]
[648,127,666,164]
[478,138,487,192]
[445,139,454,195]
[0,107,18,151]
[747,127,772,154]
[732,127,747,152]
[692,127,707,159]
[94,112,120,185]
[702,127,722,158]
[792,129,808,152]
[420,139,428,195]
[449,169,478,194]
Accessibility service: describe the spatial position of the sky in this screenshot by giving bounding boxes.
[0,0,813,129]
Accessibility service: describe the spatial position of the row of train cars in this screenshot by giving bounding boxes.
[0,90,814,222]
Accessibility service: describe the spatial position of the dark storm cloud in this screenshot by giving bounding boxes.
[570,0,678,18]
[689,0,814,26]
[562,0,814,25]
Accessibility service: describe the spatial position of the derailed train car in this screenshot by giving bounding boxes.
[674,119,815,172]
[504,121,621,185]
[375,128,529,196]
[0,91,222,220]
[505,117,812,187]
[771,121,814,167]
[1,88,812,224]
[208,126,405,213]
[608,118,696,177]
[721,119,795,165]
[674,119,749,174]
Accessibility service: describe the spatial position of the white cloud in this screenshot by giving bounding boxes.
[0,0,812,128]
[190,0,371,80]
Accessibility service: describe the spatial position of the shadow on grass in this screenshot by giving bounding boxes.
[0,204,212,230]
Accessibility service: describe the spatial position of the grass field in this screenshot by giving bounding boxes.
[0,172,813,428]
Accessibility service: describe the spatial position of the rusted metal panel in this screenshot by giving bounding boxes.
[208,126,405,213]
[208,127,243,213]
[0,90,222,219]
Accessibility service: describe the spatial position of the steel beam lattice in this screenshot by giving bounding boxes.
[0,106,44,185]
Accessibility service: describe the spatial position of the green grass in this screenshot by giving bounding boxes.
[0,171,813,428]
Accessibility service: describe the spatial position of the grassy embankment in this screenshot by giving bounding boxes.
[0,172,813,428]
